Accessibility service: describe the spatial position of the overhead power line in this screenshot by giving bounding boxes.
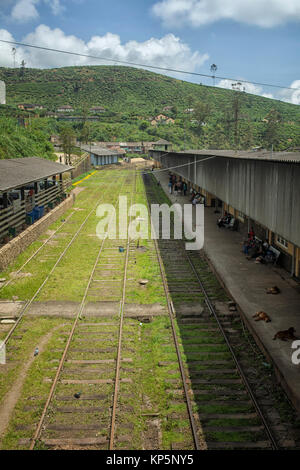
[0,38,299,92]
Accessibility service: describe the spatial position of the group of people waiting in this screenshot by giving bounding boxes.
[242,228,276,264]
[189,189,205,205]
[168,174,187,196]
[217,211,233,228]
[167,173,205,205]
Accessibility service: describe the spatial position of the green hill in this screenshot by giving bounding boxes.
[0,65,299,152]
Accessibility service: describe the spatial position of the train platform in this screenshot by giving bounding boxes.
[153,169,300,414]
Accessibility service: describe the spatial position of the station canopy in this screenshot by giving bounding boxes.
[0,157,73,193]
[81,144,125,156]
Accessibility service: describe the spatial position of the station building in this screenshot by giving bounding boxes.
[81,145,125,166]
[0,157,73,243]
[150,149,300,279]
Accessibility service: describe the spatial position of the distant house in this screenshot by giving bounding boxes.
[155,114,168,122]
[57,105,74,113]
[95,141,156,154]
[96,142,122,151]
[50,135,61,149]
[46,112,58,118]
[153,139,172,152]
[119,142,139,153]
[90,106,105,113]
[185,108,194,113]
[142,142,156,152]
[150,120,157,126]
[50,134,76,150]
[17,103,45,110]
[163,106,173,112]
[166,118,175,124]
[81,145,124,166]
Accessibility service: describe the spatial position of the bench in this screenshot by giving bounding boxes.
[225,217,238,231]
[268,246,281,265]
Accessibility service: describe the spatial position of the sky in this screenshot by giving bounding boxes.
[0,0,299,104]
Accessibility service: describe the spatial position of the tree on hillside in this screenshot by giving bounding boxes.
[193,102,210,136]
[239,119,254,149]
[262,109,282,150]
[232,89,242,149]
[139,121,148,131]
[60,126,77,165]
[171,105,178,118]
[19,60,26,79]
[79,122,91,145]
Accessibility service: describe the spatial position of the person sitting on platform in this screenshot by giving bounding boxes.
[217,211,232,228]
[248,226,255,240]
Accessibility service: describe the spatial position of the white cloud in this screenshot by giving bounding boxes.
[279,80,300,105]
[262,93,274,99]
[11,0,39,22]
[152,0,300,28]
[217,78,300,104]
[9,0,65,23]
[1,25,208,75]
[217,79,262,94]
[44,0,64,15]
[0,29,16,67]
[217,78,276,99]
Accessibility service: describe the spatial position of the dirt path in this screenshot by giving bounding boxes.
[0,325,65,443]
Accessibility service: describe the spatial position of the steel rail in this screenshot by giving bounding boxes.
[142,173,201,451]
[29,175,129,450]
[0,211,74,292]
[184,250,279,450]
[2,175,121,347]
[144,170,278,450]
[109,169,136,450]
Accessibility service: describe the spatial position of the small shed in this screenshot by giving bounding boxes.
[82,145,124,166]
[0,157,73,242]
[154,139,172,152]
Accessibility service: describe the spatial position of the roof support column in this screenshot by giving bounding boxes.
[3,192,8,209]
[291,244,296,277]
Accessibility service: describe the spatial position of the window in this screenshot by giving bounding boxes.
[237,211,246,222]
[276,235,288,249]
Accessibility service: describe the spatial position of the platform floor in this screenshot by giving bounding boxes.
[153,169,300,413]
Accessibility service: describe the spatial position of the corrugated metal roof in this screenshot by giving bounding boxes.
[0,157,73,192]
[155,139,172,145]
[176,149,300,163]
[82,145,125,156]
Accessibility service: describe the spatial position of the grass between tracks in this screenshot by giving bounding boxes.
[1,167,298,450]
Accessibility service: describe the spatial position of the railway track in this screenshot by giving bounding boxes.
[26,171,137,450]
[1,166,297,450]
[1,172,125,347]
[143,171,295,450]
[0,211,75,292]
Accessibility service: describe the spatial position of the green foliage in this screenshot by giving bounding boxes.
[59,124,77,163]
[0,117,56,160]
[0,65,299,151]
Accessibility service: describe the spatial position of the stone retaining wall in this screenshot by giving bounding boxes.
[0,193,75,271]
[71,154,91,179]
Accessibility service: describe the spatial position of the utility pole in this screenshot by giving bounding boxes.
[12,47,16,68]
[184,111,186,151]
[231,82,242,151]
[210,64,217,86]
